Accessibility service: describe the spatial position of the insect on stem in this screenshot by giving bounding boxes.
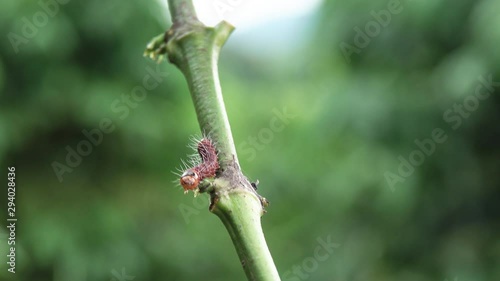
[179,138,219,193]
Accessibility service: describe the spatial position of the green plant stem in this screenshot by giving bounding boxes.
[166,0,236,168]
[212,189,281,281]
[145,0,281,280]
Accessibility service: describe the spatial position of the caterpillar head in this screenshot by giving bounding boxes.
[180,169,200,192]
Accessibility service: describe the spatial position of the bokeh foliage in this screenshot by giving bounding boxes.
[1,0,499,280]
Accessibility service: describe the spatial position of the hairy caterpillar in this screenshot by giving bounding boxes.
[179,138,219,193]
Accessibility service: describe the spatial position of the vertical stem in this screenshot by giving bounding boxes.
[166,0,237,168]
[146,0,281,280]
[212,191,281,281]
[177,23,238,168]
[167,0,197,25]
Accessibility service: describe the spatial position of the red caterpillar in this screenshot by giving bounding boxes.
[180,138,219,192]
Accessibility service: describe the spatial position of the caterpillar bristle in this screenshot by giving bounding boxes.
[176,135,219,193]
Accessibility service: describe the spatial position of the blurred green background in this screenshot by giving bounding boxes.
[1,0,499,280]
